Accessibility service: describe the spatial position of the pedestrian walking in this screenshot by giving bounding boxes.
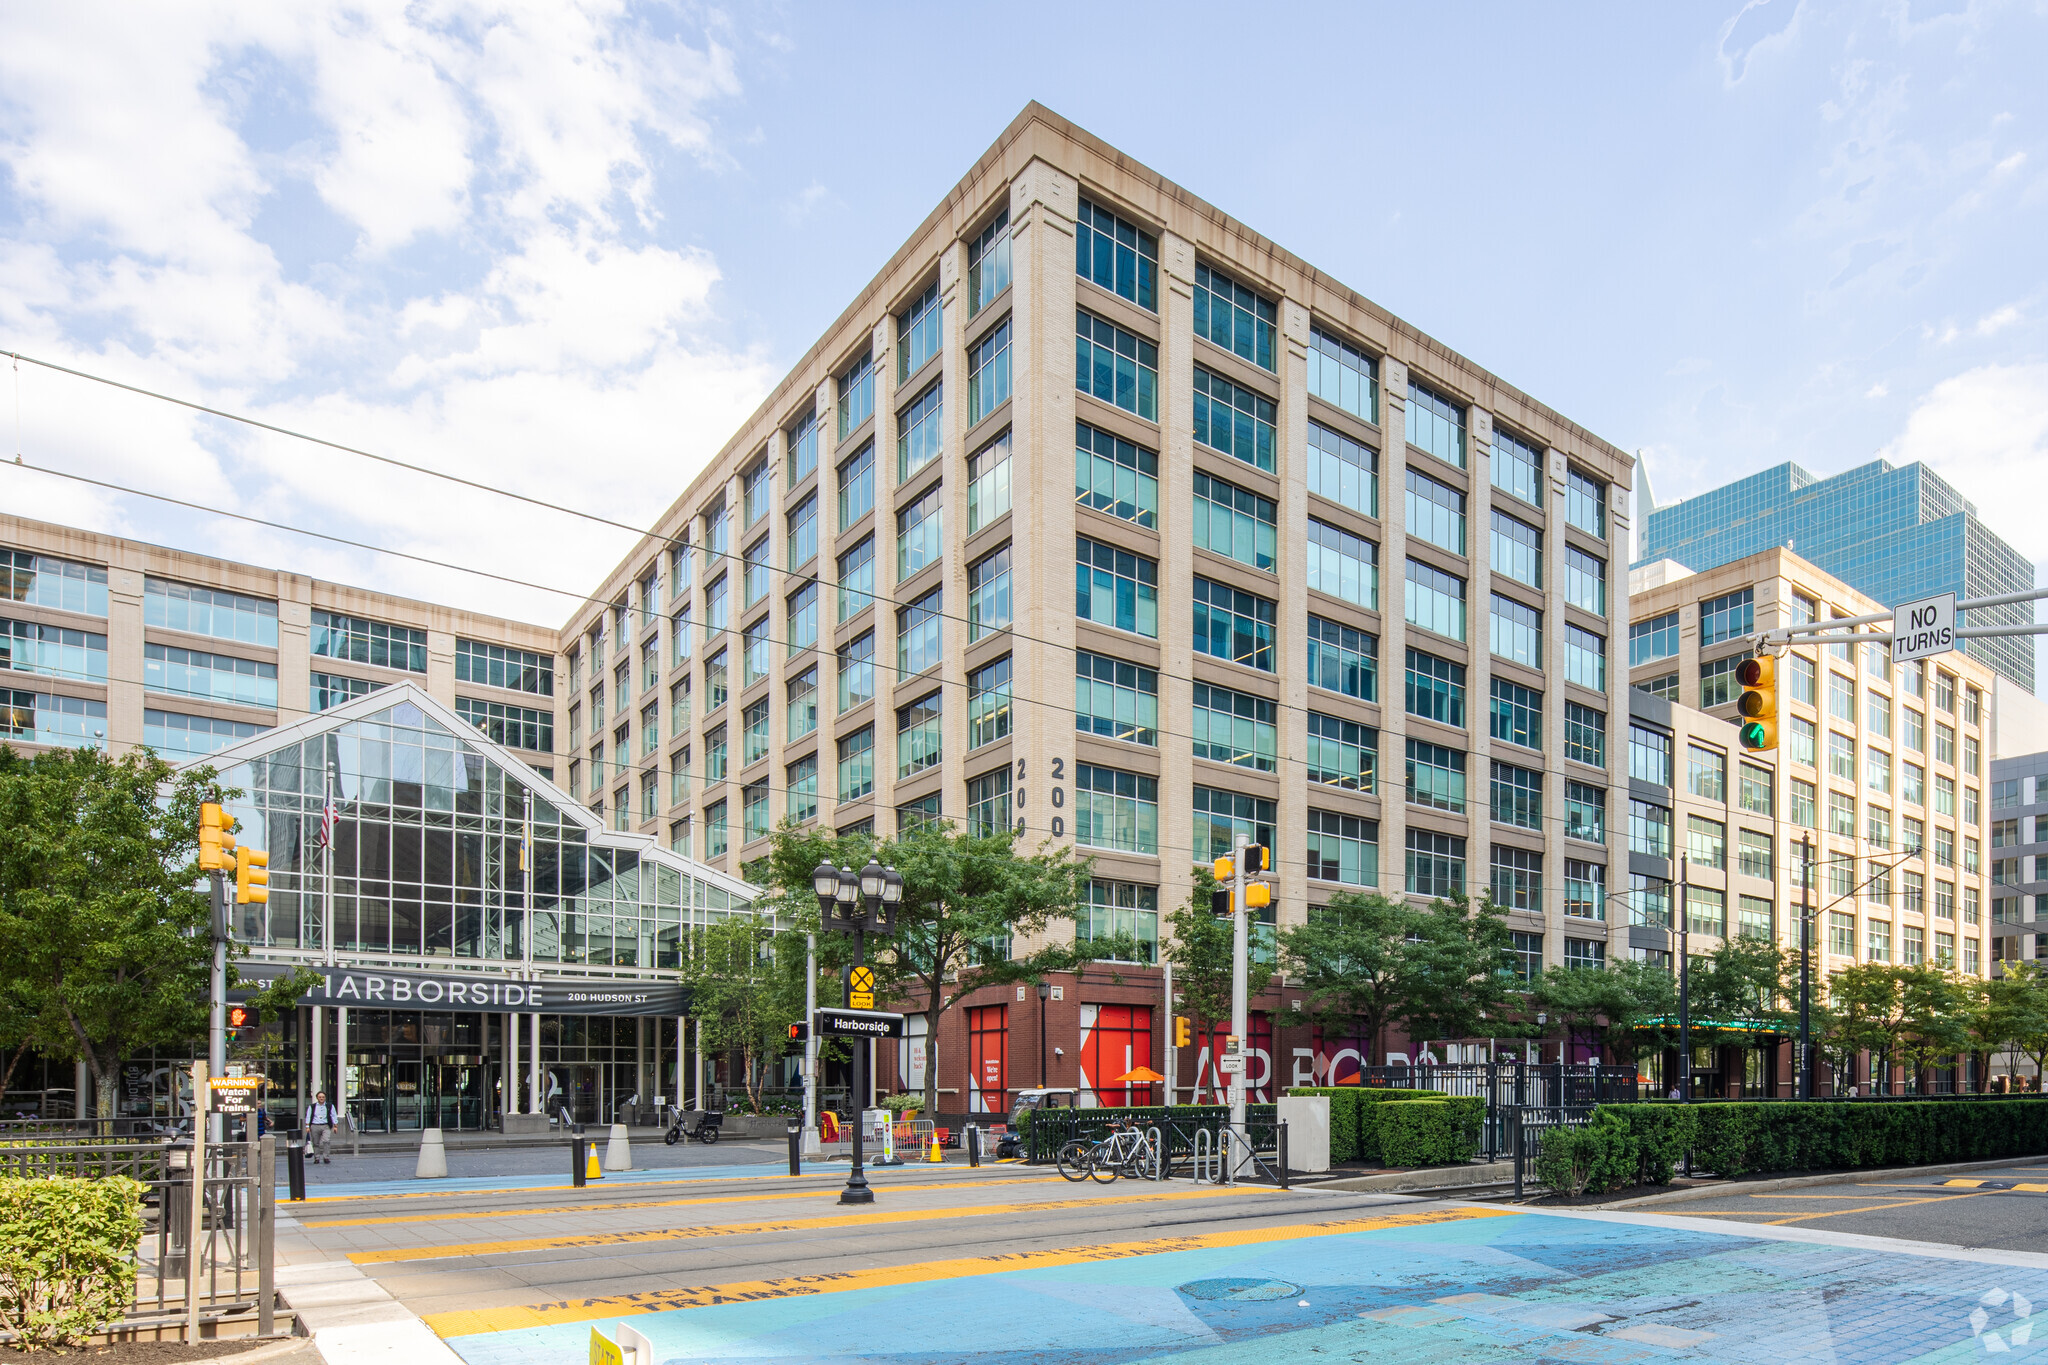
[305,1090,340,1163]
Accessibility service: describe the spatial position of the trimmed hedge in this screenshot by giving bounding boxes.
[1377,1099,1483,1167]
[0,1176,144,1348]
[1285,1088,1474,1165]
[1537,1099,2048,1196]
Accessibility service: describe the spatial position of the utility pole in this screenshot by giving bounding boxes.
[803,932,819,1156]
[1678,855,1691,1104]
[1229,840,1248,1171]
[1799,833,1815,1100]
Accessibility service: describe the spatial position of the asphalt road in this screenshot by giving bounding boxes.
[1647,1160,2048,1252]
[291,1134,788,1186]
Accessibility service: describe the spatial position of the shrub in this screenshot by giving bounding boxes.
[0,1176,145,1349]
[1685,1099,2048,1178]
[1377,1099,1484,1167]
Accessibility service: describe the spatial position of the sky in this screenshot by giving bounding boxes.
[2,1,2045,672]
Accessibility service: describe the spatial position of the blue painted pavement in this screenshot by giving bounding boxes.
[442,1211,2048,1364]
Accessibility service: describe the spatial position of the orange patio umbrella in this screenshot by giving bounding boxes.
[1113,1067,1166,1084]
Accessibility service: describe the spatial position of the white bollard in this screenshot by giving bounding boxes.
[603,1122,634,1172]
[415,1127,448,1179]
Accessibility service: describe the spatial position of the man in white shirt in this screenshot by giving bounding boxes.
[304,1090,339,1163]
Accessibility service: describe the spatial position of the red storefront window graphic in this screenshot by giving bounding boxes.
[967,1004,1008,1113]
[1192,1013,1274,1102]
[1079,1004,1154,1107]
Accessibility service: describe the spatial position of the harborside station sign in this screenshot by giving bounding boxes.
[228,965,684,1017]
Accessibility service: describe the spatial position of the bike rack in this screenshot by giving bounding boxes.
[1146,1127,1164,1182]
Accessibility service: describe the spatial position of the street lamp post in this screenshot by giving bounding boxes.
[812,858,902,1207]
[1036,980,1050,1088]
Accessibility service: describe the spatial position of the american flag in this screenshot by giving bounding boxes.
[315,794,338,851]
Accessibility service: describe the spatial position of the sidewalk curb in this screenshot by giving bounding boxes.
[1309,1160,1513,1195]
[1589,1154,2047,1210]
[275,1260,461,1365]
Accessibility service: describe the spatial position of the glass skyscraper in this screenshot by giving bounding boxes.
[1640,459,2036,692]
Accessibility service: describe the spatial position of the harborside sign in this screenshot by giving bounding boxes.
[1892,592,1956,665]
[228,965,684,1017]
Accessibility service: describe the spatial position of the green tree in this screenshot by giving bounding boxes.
[1165,869,1273,1101]
[0,745,317,1119]
[1532,958,1677,1069]
[682,915,811,1112]
[1952,971,2030,1092]
[1277,891,1514,1070]
[2002,962,2048,1090]
[1822,963,1924,1092]
[1894,967,1968,1091]
[757,820,1113,1115]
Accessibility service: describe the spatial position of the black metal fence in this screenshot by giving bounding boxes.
[1023,1105,1281,1173]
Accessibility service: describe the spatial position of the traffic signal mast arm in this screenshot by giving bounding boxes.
[1755,583,2048,650]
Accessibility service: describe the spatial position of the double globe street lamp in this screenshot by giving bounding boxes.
[812,858,903,1205]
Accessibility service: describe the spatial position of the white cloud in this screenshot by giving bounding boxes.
[0,2,768,626]
[1976,304,2022,336]
[1884,363,2048,560]
[1866,382,1889,398]
[1994,151,2027,176]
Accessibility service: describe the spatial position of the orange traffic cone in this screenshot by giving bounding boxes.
[586,1142,605,1180]
[928,1131,943,1164]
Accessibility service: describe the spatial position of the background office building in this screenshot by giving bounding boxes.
[1986,750,2048,972]
[568,103,1637,1110]
[1637,459,2036,693]
[1630,547,1995,991]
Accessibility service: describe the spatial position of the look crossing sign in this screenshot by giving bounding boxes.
[848,964,876,1010]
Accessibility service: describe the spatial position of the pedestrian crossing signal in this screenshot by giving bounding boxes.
[1737,656,1777,752]
[226,1004,258,1041]
[788,1022,809,1042]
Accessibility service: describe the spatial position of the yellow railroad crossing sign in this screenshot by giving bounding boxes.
[849,965,876,1009]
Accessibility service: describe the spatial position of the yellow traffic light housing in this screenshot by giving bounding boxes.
[198,802,237,871]
[1173,1016,1191,1048]
[1212,856,1234,883]
[235,845,270,905]
[1737,655,1778,752]
[1242,843,1270,872]
[1245,882,1272,909]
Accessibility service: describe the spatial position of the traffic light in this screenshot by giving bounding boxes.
[198,803,236,871]
[1211,887,1230,916]
[787,1022,810,1042]
[1245,882,1271,909]
[1212,856,1234,883]
[1174,1016,1191,1047]
[1241,844,1270,873]
[235,845,270,905]
[1737,655,1777,752]
[226,1004,258,1041]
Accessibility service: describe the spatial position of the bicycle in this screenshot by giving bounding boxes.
[1055,1121,1153,1183]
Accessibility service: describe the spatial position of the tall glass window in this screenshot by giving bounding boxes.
[1405,468,1466,554]
[1191,576,1276,671]
[455,640,553,695]
[837,726,875,801]
[838,351,875,439]
[1563,545,1606,616]
[1565,701,1606,767]
[1629,799,1672,856]
[1699,588,1755,646]
[787,754,819,824]
[1566,782,1605,842]
[1076,537,1159,637]
[898,281,941,381]
[1406,739,1466,812]
[1688,743,1728,801]
[144,643,278,707]
[1075,422,1158,527]
[1083,880,1160,963]
[311,610,427,673]
[1701,655,1743,708]
[1306,326,1378,424]
[1491,427,1543,507]
[787,493,818,571]
[743,697,770,766]
[968,431,1012,533]
[786,582,818,657]
[1565,623,1607,692]
[1405,649,1465,727]
[1075,651,1156,746]
[1494,848,1542,911]
[1075,764,1159,854]
[1193,264,1277,370]
[1491,512,1541,590]
[967,317,1011,425]
[969,656,1012,748]
[1190,681,1277,772]
[968,209,1011,315]
[1404,559,1465,641]
[1307,519,1377,608]
[897,692,942,777]
[1406,382,1466,468]
[896,589,942,675]
[1075,310,1158,419]
[786,409,819,488]
[1193,367,1276,471]
[788,667,818,741]
[1192,472,1278,572]
[743,534,770,609]
[1075,198,1158,310]
[144,578,278,645]
[1492,762,1543,830]
[897,382,944,482]
[1489,594,1542,668]
[1,620,107,682]
[1491,677,1542,750]
[1406,830,1466,897]
[837,536,875,622]
[1192,787,1277,860]
[967,767,1012,838]
[838,441,875,529]
[897,483,943,579]
[837,632,874,712]
[968,546,1012,641]
[742,617,771,686]
[1305,420,1376,517]
[1565,468,1607,539]
[1306,713,1376,791]
[1306,616,1376,701]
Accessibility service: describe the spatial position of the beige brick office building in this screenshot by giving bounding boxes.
[1628,547,1995,988]
[569,104,1636,1105]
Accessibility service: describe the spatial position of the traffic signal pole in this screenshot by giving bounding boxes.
[209,870,228,1144]
[1229,840,1248,1181]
